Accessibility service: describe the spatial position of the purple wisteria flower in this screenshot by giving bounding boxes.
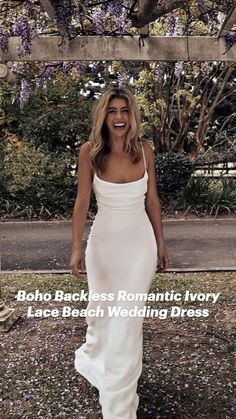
[224,32,236,49]
[19,79,32,108]
[0,28,9,53]
[154,65,165,83]
[12,63,28,78]
[75,61,87,74]
[36,12,49,34]
[174,18,183,36]
[166,14,183,36]
[117,73,129,88]
[92,7,105,34]
[12,16,32,57]
[174,62,183,78]
[62,61,72,74]
[166,14,176,36]
[200,62,211,77]
[108,0,123,17]
[36,66,56,87]
[115,14,131,34]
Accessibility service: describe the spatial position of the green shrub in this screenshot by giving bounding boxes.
[0,140,76,218]
[183,176,236,216]
[155,152,194,202]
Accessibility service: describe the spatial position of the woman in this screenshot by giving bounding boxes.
[70,86,168,419]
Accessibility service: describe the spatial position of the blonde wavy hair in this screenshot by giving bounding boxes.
[89,86,142,172]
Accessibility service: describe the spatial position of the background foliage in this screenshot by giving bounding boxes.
[156,152,194,199]
[0,0,235,218]
[0,136,76,218]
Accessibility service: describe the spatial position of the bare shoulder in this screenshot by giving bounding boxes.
[78,141,91,163]
[78,142,94,179]
[79,141,90,156]
[140,140,155,167]
[140,139,154,153]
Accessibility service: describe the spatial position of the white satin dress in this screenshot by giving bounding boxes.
[75,142,158,419]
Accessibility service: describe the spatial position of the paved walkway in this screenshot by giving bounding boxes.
[0,219,236,272]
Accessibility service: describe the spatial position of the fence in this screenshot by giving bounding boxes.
[193,162,236,178]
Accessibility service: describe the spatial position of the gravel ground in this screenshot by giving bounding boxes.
[0,272,235,419]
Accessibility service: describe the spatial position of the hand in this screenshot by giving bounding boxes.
[157,243,169,273]
[70,248,87,277]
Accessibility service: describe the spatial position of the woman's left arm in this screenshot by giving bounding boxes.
[144,142,169,272]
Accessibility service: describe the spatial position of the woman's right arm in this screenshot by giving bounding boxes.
[70,142,93,277]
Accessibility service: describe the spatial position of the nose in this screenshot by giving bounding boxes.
[116,110,123,119]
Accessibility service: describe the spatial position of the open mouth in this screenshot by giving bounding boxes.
[113,123,126,128]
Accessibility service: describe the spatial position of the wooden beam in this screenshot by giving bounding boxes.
[218,2,236,37]
[0,36,235,62]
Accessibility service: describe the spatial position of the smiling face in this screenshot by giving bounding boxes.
[105,97,131,139]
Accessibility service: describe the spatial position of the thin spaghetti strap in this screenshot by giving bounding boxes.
[140,142,147,171]
[86,141,95,180]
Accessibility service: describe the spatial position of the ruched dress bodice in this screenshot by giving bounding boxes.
[93,169,148,212]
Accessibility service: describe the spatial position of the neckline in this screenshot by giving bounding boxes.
[94,169,148,185]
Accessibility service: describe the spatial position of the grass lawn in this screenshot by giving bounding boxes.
[0,272,235,419]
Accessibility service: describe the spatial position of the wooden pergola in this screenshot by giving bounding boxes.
[0,0,236,63]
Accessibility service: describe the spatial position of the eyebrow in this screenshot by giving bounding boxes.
[107,106,129,110]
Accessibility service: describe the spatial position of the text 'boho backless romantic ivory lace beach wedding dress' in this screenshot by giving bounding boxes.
[75,141,158,419]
